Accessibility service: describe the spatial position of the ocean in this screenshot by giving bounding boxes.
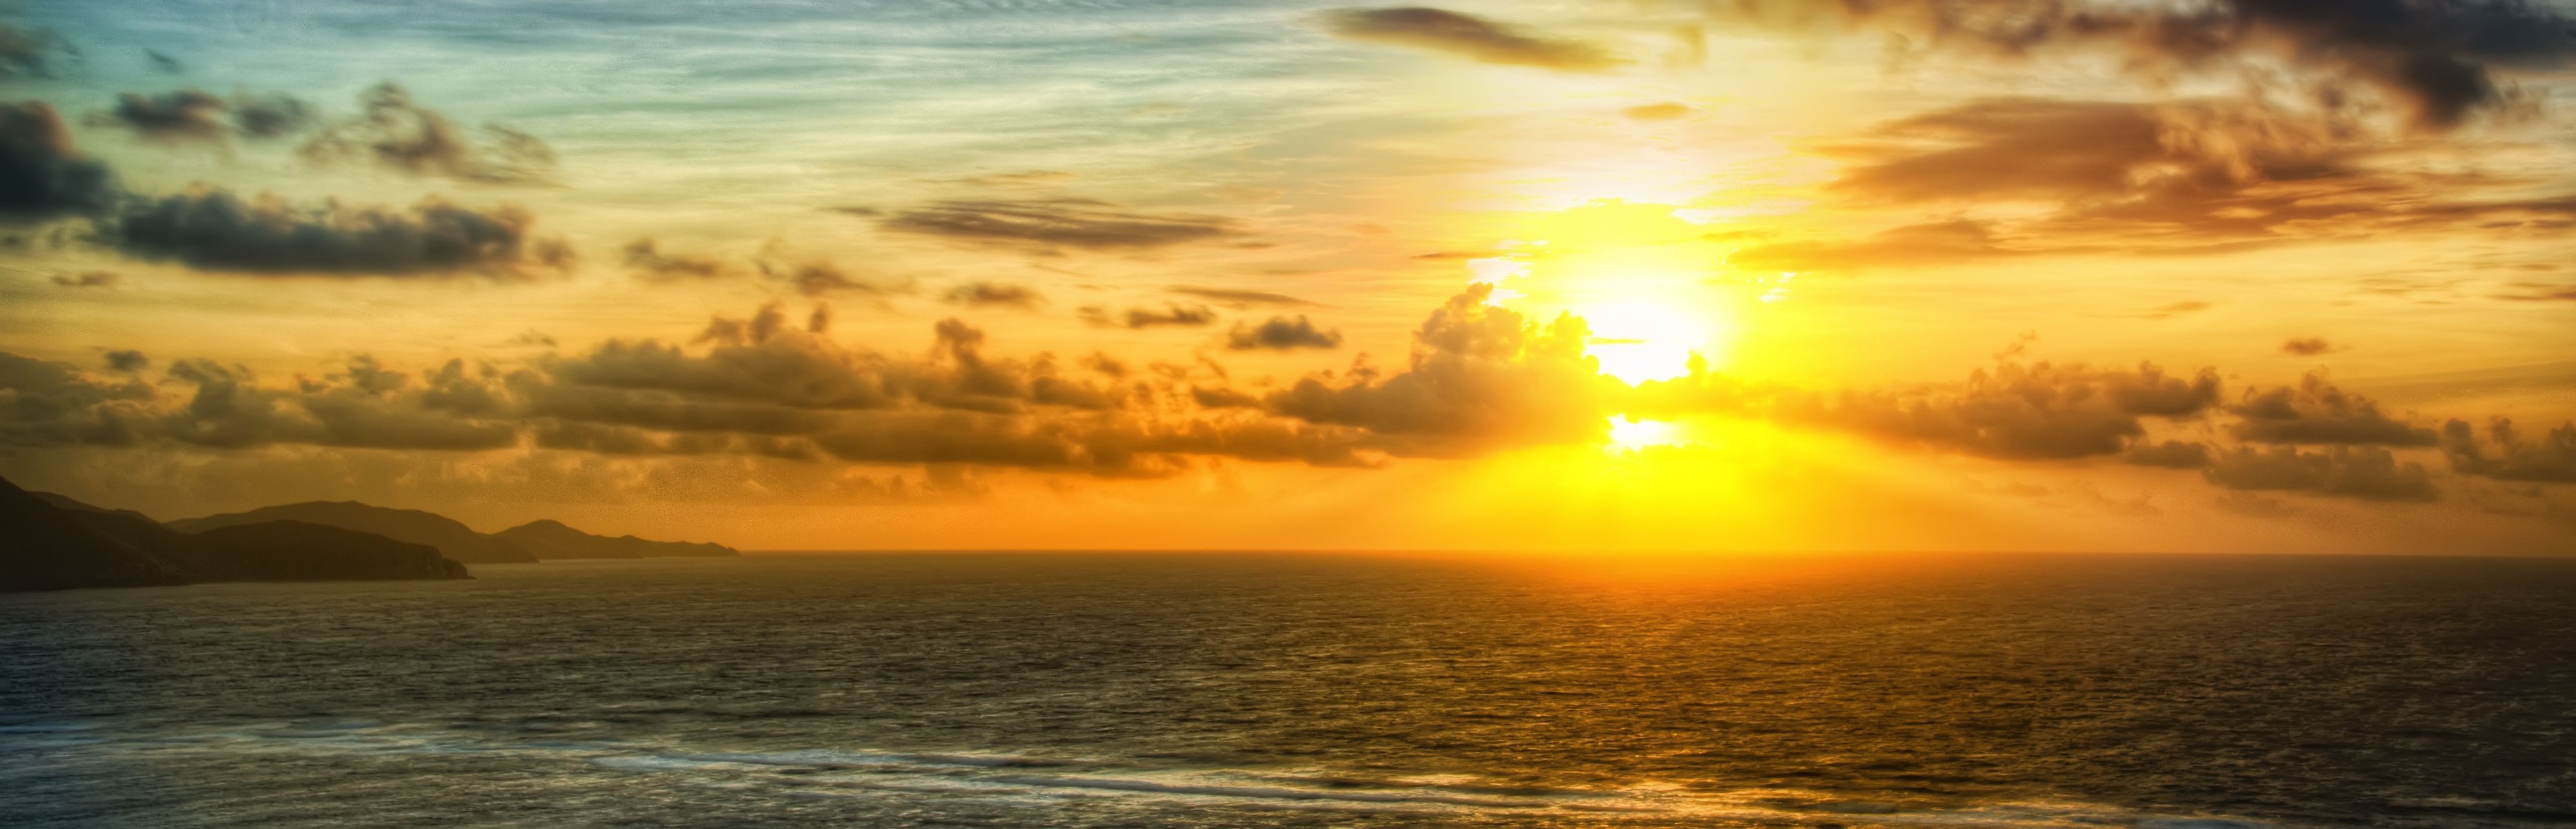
[3,553,2572,828]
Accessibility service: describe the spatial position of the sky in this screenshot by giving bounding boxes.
[1,0,2572,555]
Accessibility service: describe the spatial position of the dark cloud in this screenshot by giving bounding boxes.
[881,200,1236,251]
[1168,285,1316,306]
[155,356,520,451]
[145,49,183,75]
[2280,336,2338,356]
[1763,362,2224,460]
[0,351,516,452]
[2204,445,2439,501]
[943,281,1044,309]
[0,351,155,447]
[1796,97,2576,254]
[1325,8,1622,72]
[2443,418,2576,482]
[91,89,318,146]
[2126,439,2215,468]
[228,93,314,140]
[624,237,735,281]
[1227,315,1345,351]
[112,189,575,277]
[50,270,116,288]
[0,25,61,79]
[1705,0,2576,130]
[1266,285,1604,454]
[103,350,148,373]
[300,82,557,184]
[1080,303,1217,329]
[2229,374,2437,446]
[97,90,229,144]
[0,102,122,221]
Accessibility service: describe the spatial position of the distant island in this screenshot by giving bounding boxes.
[1,477,738,592]
[3,477,467,591]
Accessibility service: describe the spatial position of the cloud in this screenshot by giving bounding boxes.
[881,200,1237,251]
[103,350,148,373]
[1624,102,1691,120]
[1265,285,1606,454]
[1325,8,1622,72]
[2228,373,2437,446]
[93,90,314,146]
[1730,220,2039,271]
[1168,285,1316,306]
[230,93,315,140]
[299,82,557,184]
[2280,337,2338,356]
[0,351,156,446]
[0,102,123,221]
[1765,362,2224,459]
[2126,439,2215,469]
[1703,0,2576,130]
[943,282,1044,309]
[623,237,736,281]
[50,270,116,288]
[111,188,575,277]
[2443,419,2576,482]
[2140,301,2212,319]
[145,49,183,75]
[1227,316,1345,351]
[1800,97,2576,252]
[0,25,61,79]
[1080,303,1217,329]
[2204,445,2439,501]
[97,90,229,144]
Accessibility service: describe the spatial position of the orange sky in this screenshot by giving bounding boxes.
[2,0,2572,554]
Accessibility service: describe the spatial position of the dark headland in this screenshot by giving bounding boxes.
[1,477,467,591]
[2,478,738,592]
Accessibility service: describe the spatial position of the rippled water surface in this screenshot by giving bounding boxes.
[4,553,2573,828]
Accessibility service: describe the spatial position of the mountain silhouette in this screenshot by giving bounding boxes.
[1,477,472,591]
[169,502,538,563]
[494,520,738,559]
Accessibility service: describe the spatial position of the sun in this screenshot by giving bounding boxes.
[1575,298,1718,384]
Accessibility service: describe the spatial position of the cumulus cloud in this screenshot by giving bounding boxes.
[1767,362,2224,459]
[299,82,557,184]
[1325,8,1622,72]
[882,199,1238,252]
[94,89,314,146]
[1081,303,1217,329]
[1265,285,1605,454]
[110,188,574,277]
[2443,418,2576,482]
[1227,316,1345,351]
[2229,373,2436,446]
[0,351,155,446]
[943,281,1044,309]
[1702,0,2576,130]
[2204,445,2439,501]
[0,102,123,220]
[103,350,148,373]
